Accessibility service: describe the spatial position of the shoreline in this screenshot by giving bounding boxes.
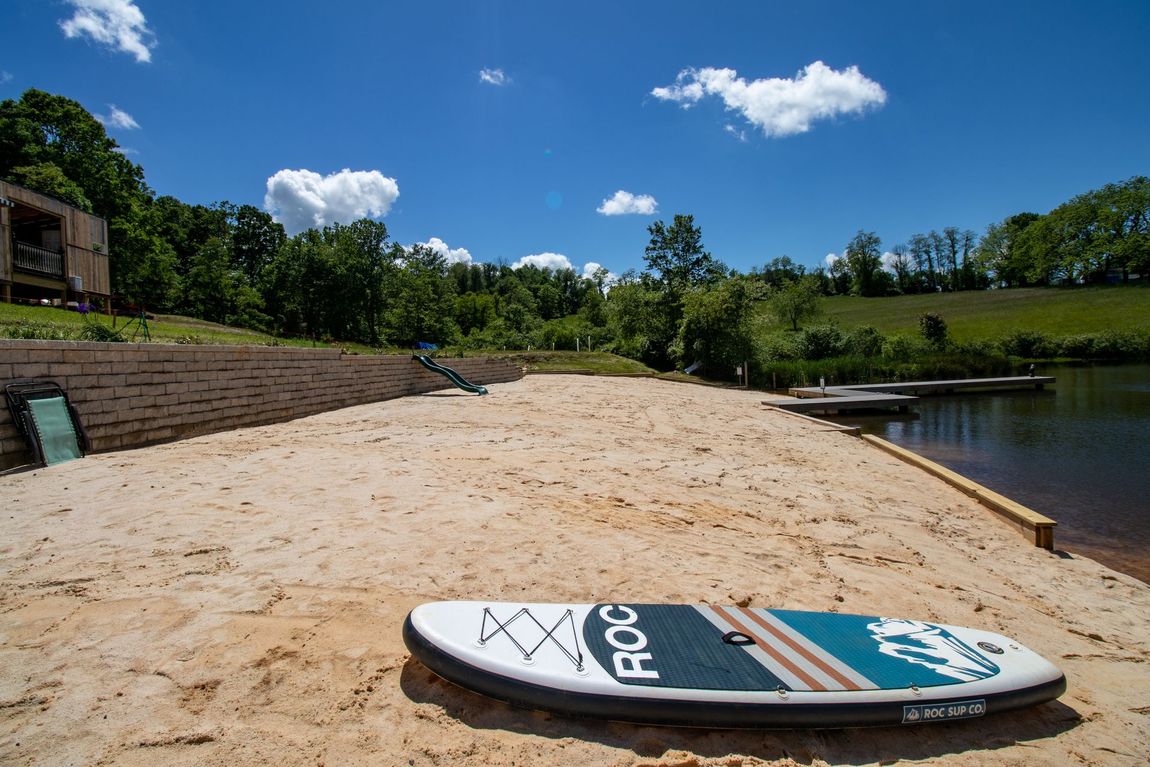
[2,375,1148,765]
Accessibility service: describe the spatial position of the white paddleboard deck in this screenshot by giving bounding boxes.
[404,601,1065,728]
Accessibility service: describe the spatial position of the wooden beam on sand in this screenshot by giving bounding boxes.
[861,434,1057,550]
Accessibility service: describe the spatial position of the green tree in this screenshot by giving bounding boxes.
[887,244,912,293]
[228,203,286,284]
[908,233,937,292]
[752,256,806,289]
[844,230,884,296]
[261,230,320,337]
[384,243,457,346]
[1097,176,1150,281]
[108,206,180,308]
[454,292,497,336]
[7,163,91,210]
[767,276,822,331]
[644,214,725,296]
[604,275,664,363]
[640,215,726,366]
[0,89,148,218]
[825,257,851,295]
[182,237,267,328]
[677,278,755,376]
[977,213,1040,287]
[577,281,608,327]
[534,282,565,320]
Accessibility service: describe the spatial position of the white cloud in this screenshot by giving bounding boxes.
[419,236,473,265]
[264,168,400,236]
[596,190,658,216]
[96,104,139,130]
[59,0,156,63]
[581,261,618,286]
[724,124,748,142]
[581,262,604,280]
[479,68,509,86]
[0,71,12,84]
[652,61,886,138]
[511,254,617,285]
[825,251,901,272]
[512,252,573,271]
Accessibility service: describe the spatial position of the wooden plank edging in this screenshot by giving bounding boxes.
[860,434,1056,550]
[760,403,861,435]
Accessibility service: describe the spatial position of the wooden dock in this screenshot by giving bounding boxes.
[808,375,1056,396]
[765,389,918,414]
[764,375,1055,415]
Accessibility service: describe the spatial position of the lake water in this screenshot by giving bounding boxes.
[836,364,1150,583]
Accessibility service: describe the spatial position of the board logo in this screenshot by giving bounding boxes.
[598,605,660,679]
[868,619,1000,682]
[902,699,986,724]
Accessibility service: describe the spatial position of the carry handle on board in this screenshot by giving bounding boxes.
[722,631,755,646]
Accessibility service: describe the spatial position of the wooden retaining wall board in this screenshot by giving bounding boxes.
[861,434,1057,550]
[0,341,523,470]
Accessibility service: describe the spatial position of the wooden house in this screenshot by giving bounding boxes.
[0,180,111,306]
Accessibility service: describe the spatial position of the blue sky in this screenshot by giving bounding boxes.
[3,1,1149,280]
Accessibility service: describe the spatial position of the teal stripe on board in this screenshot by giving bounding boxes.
[769,610,1000,689]
[583,604,787,690]
[27,397,82,465]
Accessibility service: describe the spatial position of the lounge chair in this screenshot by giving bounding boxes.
[4,380,90,466]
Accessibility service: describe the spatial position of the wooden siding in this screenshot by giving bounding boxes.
[0,180,110,297]
[0,204,10,283]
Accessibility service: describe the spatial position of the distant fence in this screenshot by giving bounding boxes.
[0,341,523,470]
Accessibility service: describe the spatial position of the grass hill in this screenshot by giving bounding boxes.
[816,285,1150,340]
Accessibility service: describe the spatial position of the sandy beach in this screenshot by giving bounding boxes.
[2,374,1148,766]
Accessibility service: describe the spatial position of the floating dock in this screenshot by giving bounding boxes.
[764,375,1055,415]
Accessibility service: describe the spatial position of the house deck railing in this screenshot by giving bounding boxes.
[13,240,64,278]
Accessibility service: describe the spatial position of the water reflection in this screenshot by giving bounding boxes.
[840,364,1150,583]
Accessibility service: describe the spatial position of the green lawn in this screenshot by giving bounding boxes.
[0,304,659,375]
[486,350,656,375]
[0,303,385,351]
[817,286,1150,340]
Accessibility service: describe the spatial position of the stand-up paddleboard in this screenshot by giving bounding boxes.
[403,601,1065,728]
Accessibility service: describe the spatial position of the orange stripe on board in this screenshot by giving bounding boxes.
[710,606,826,691]
[736,607,862,691]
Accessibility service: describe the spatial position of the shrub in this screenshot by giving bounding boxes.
[881,334,928,362]
[1,320,73,340]
[795,324,844,360]
[78,322,125,342]
[919,312,948,349]
[1000,329,1055,358]
[951,338,1001,357]
[1088,329,1142,358]
[844,325,885,358]
[1056,334,1095,358]
[758,332,798,361]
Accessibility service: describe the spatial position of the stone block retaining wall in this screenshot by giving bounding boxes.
[0,341,523,470]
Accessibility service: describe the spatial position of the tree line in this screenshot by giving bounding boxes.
[2,88,1147,376]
